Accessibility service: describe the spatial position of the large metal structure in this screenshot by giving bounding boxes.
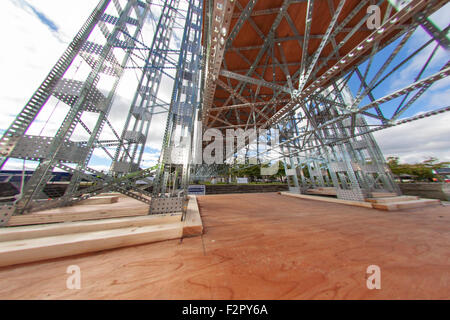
[201,0,449,201]
[0,0,449,225]
[111,0,181,175]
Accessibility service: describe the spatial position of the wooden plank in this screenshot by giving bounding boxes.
[0,222,183,267]
[6,209,148,227]
[365,196,419,203]
[372,199,441,211]
[76,196,119,205]
[6,198,150,227]
[97,192,129,198]
[0,214,181,242]
[371,192,398,198]
[307,188,338,196]
[280,192,373,208]
[183,196,203,237]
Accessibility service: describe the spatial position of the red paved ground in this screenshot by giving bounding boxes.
[0,193,448,299]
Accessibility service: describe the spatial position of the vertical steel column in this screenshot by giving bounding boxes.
[111,0,181,175]
[151,0,203,214]
[64,1,151,200]
[14,1,139,214]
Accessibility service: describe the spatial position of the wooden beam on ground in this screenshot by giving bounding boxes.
[281,192,442,211]
[183,196,203,237]
[0,222,184,267]
[371,199,441,211]
[365,196,419,203]
[279,192,374,208]
[0,214,181,242]
[306,187,338,196]
[371,192,399,198]
[76,196,119,206]
[6,198,150,227]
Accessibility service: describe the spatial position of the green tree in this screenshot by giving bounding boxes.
[386,156,450,182]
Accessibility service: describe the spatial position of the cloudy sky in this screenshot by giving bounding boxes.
[0,0,173,171]
[0,0,449,172]
[361,4,450,164]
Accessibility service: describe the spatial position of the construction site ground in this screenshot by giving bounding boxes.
[0,192,448,299]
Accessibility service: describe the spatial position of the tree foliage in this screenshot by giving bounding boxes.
[386,156,450,182]
[230,161,285,181]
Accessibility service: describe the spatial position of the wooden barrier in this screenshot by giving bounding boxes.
[183,196,203,237]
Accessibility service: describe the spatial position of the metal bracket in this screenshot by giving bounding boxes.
[0,203,15,226]
[150,197,184,214]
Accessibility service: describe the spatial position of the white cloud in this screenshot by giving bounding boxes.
[429,2,450,30]
[374,112,450,164]
[1,0,448,173]
[141,151,160,167]
[0,1,67,118]
[88,163,111,173]
[389,29,449,91]
[19,0,100,41]
[3,158,38,171]
[0,0,173,171]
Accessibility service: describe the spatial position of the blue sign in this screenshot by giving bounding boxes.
[188,185,206,195]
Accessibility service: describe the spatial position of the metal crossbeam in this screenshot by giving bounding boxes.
[1,0,449,225]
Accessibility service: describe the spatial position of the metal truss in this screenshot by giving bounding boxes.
[111,0,181,175]
[0,0,152,224]
[202,0,448,130]
[201,0,237,124]
[267,0,449,127]
[1,0,449,225]
[200,0,449,201]
[151,0,203,213]
[278,83,401,200]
